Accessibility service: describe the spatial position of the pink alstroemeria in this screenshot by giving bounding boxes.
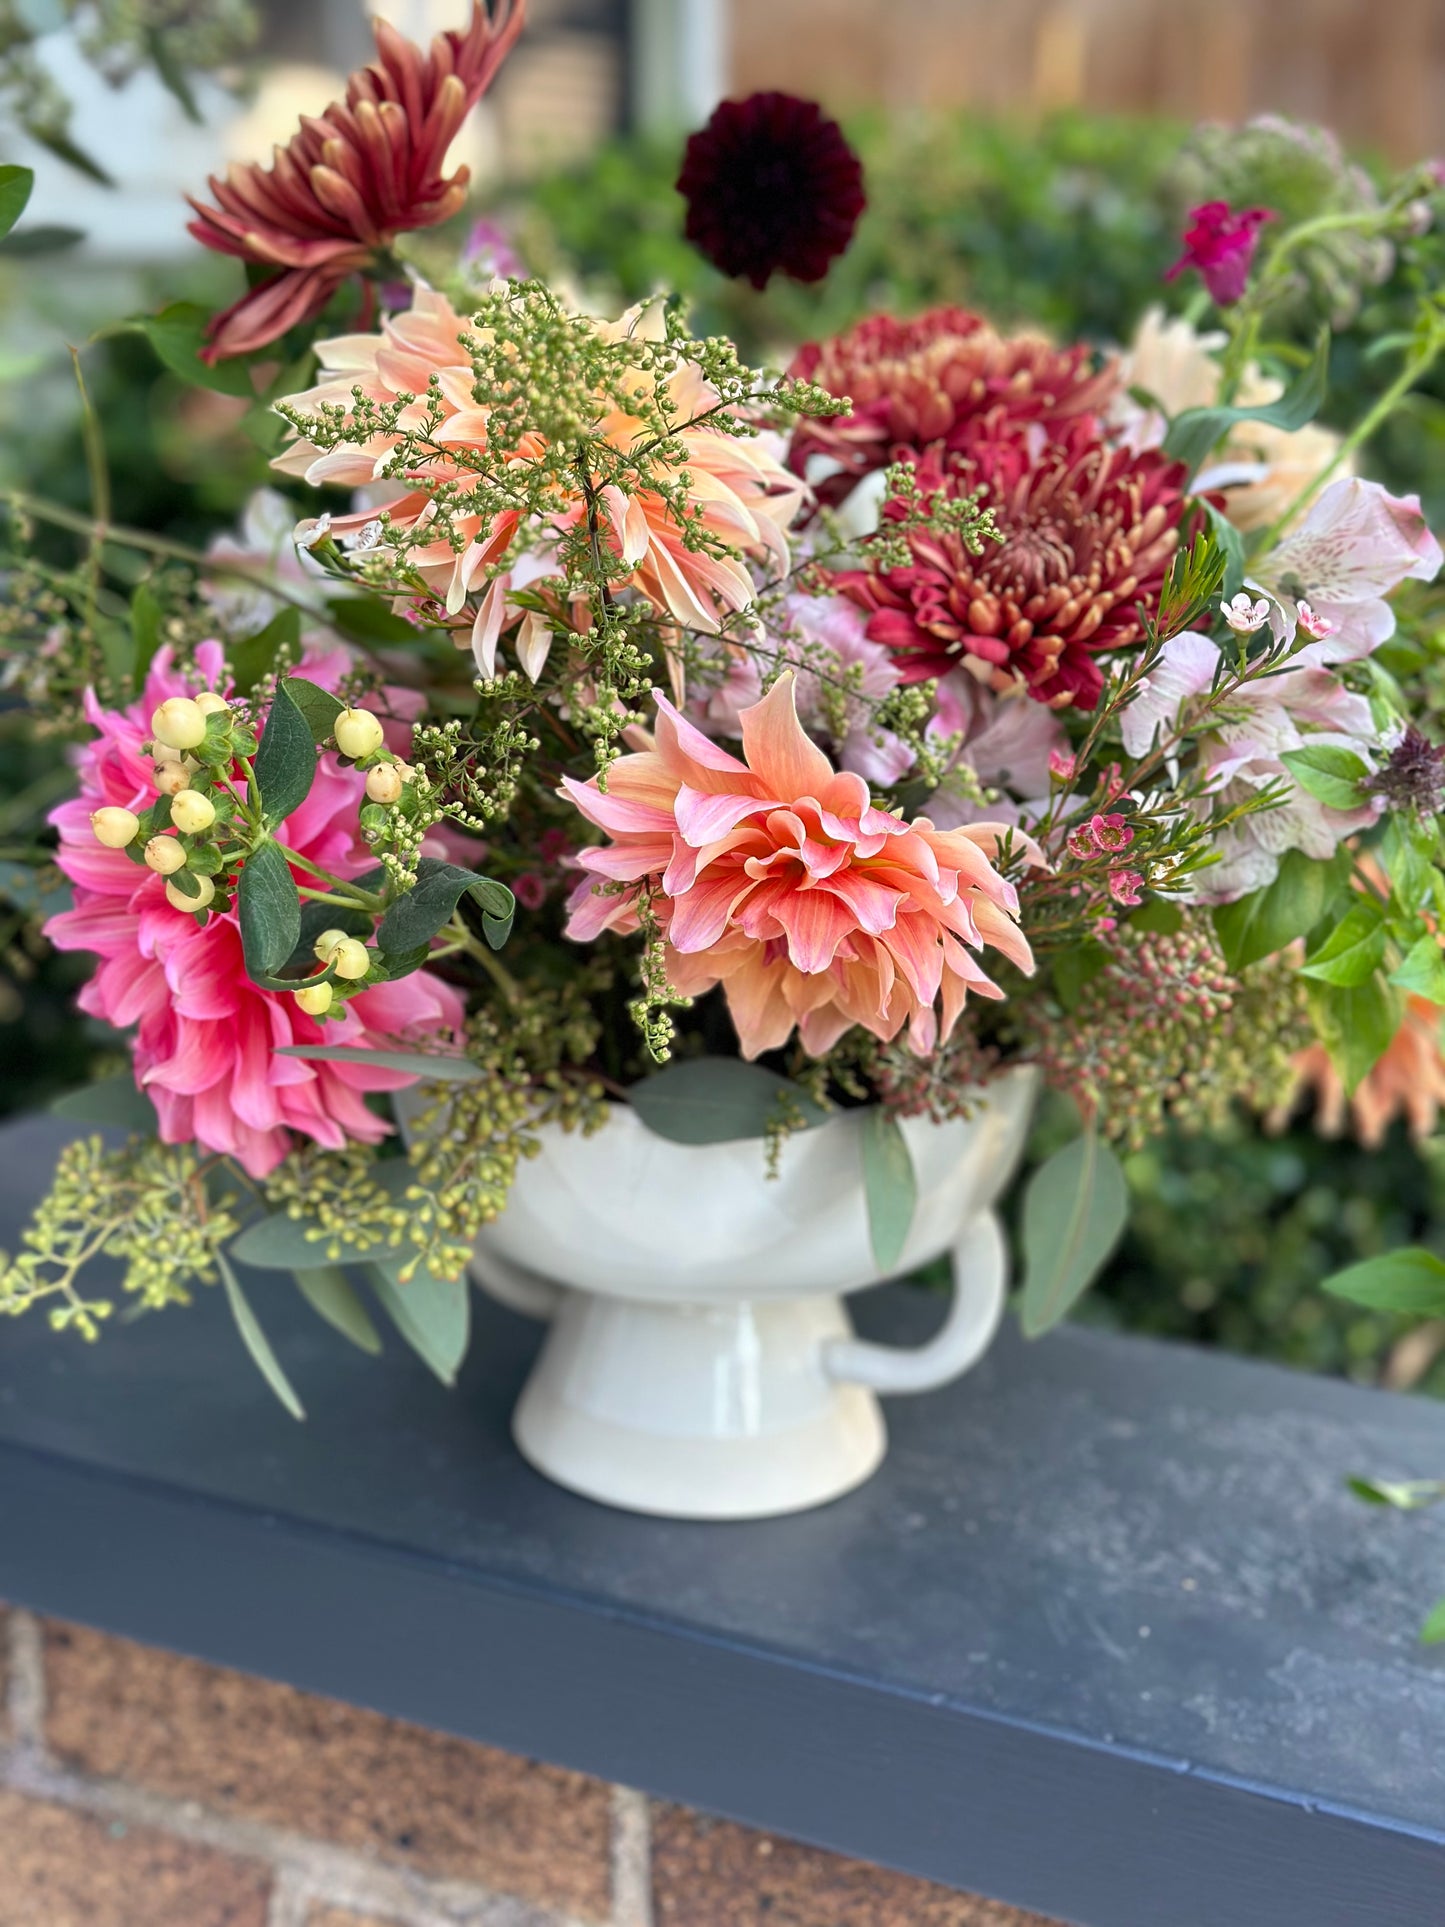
[1165,201,1273,306]
[561,672,1033,1059]
[45,643,464,1177]
[1254,477,1444,661]
[923,678,1068,833]
[1120,630,1380,900]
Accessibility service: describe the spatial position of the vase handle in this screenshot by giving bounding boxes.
[469,1243,565,1323]
[822,1209,1008,1395]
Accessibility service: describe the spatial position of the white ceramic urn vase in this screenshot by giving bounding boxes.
[467,1066,1040,1520]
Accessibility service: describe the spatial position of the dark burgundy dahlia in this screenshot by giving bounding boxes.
[676,92,865,289]
[787,307,1121,502]
[834,430,1190,711]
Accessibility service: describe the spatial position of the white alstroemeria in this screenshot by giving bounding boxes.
[1252,476,1444,662]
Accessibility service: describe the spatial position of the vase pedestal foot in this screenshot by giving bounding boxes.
[507,1288,887,1520]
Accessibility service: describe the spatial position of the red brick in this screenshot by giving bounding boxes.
[652,1807,1062,1927]
[43,1619,613,1920]
[0,1788,271,1926]
[306,1912,398,1927]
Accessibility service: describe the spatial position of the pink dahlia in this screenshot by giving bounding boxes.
[787,307,1119,505]
[45,642,464,1178]
[835,431,1189,710]
[560,672,1033,1059]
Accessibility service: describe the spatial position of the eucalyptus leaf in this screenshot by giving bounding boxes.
[1213,849,1338,972]
[50,1074,157,1132]
[861,1109,917,1273]
[365,1260,470,1386]
[253,677,318,825]
[230,1165,415,1271]
[32,125,113,187]
[237,838,301,982]
[1163,329,1329,476]
[628,1057,828,1144]
[0,223,84,257]
[1321,1247,1445,1317]
[293,1265,382,1355]
[1019,1130,1129,1338]
[218,1254,305,1420]
[376,860,513,956]
[277,1043,483,1081]
[0,164,33,239]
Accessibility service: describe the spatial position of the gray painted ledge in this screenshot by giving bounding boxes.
[0,1114,1442,1927]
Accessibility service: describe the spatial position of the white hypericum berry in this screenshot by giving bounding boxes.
[365,763,404,804]
[153,760,190,796]
[333,707,385,759]
[165,874,216,911]
[194,691,231,717]
[312,927,350,963]
[90,806,140,848]
[150,696,208,752]
[328,937,372,980]
[169,789,217,834]
[293,982,334,1015]
[143,836,188,875]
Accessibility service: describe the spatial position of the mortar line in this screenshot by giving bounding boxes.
[4,1607,47,1756]
[609,1785,653,1927]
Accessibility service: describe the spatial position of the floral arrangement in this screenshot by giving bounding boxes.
[3,1,1445,1413]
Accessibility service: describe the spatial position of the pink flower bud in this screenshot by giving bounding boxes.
[1048,748,1077,784]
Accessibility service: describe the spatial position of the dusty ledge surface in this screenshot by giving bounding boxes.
[1,1114,1443,1927]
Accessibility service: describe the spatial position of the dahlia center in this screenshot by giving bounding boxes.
[990,521,1074,596]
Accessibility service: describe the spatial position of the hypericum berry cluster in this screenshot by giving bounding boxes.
[89,691,256,917]
[1024,917,1308,1148]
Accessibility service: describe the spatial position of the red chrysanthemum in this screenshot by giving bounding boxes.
[676,92,865,290]
[787,307,1120,503]
[834,429,1189,711]
[187,0,524,361]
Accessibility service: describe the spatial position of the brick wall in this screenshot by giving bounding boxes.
[0,1606,1059,1927]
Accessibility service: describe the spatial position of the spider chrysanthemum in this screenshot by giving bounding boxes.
[676,92,865,290]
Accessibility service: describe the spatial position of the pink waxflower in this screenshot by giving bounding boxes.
[1165,201,1273,306]
[560,672,1034,1059]
[1048,748,1077,785]
[1108,869,1145,907]
[1120,630,1380,901]
[1252,479,1443,660]
[1090,813,1133,852]
[45,643,464,1178]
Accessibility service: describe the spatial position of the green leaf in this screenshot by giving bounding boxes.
[218,1254,305,1420]
[1299,900,1387,988]
[131,302,252,398]
[1381,816,1437,910]
[293,1265,382,1355]
[1164,328,1329,476]
[144,23,202,122]
[1201,500,1246,601]
[1389,933,1445,1004]
[1321,1248,1445,1317]
[0,222,84,257]
[1422,1598,1445,1646]
[628,1057,829,1144]
[50,1074,158,1132]
[286,899,373,970]
[1053,941,1110,1012]
[1019,1130,1129,1338]
[376,860,514,957]
[1280,745,1370,811]
[236,838,301,982]
[229,607,300,696]
[277,1044,482,1081]
[231,1165,414,1272]
[326,596,423,647]
[131,579,164,687]
[279,674,345,742]
[1213,850,1339,971]
[1307,974,1400,1093]
[31,125,113,187]
[1346,1476,1445,1510]
[861,1109,917,1273]
[0,164,33,240]
[253,677,318,825]
[365,1260,470,1386]
[1128,897,1184,937]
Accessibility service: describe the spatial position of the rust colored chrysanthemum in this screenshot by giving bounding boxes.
[187,0,525,361]
[834,429,1189,710]
[788,307,1120,503]
[677,92,865,290]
